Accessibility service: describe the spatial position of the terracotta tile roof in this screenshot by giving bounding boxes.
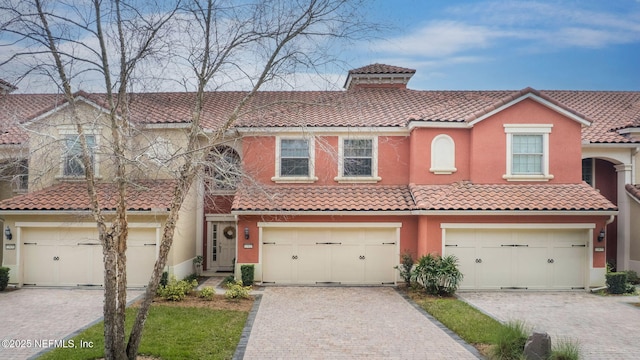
[0,180,175,211]
[1,87,639,144]
[232,184,414,212]
[348,63,416,75]
[410,182,617,211]
[626,184,640,201]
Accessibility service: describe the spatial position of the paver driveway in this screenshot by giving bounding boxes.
[459,291,640,360]
[0,288,142,360]
[240,287,480,360]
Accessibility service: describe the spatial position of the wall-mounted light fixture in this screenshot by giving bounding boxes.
[4,226,12,240]
[597,229,605,242]
[244,227,250,240]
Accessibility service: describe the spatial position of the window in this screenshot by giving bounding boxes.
[281,139,309,176]
[272,137,316,183]
[335,136,380,183]
[205,146,241,192]
[503,124,553,181]
[582,158,593,186]
[64,134,96,177]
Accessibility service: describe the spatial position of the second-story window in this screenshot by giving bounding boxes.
[512,134,543,174]
[343,139,372,176]
[64,134,95,177]
[280,139,310,177]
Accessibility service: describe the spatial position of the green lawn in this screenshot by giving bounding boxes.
[39,306,248,360]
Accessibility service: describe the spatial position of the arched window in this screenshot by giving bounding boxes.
[205,146,241,192]
[430,134,457,174]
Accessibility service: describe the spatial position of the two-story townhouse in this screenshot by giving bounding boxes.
[0,65,638,290]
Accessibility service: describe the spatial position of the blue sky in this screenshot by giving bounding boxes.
[348,0,640,90]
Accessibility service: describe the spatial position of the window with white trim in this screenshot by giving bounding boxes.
[272,137,316,183]
[430,134,457,174]
[335,136,380,183]
[503,124,553,181]
[63,134,96,177]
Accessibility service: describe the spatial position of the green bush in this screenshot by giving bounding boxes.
[0,267,9,291]
[395,251,414,287]
[241,265,254,286]
[198,286,215,300]
[183,273,199,283]
[223,275,235,287]
[412,254,463,296]
[157,276,198,301]
[625,270,640,285]
[606,272,628,294]
[160,271,169,287]
[549,338,580,360]
[489,320,530,360]
[224,280,251,300]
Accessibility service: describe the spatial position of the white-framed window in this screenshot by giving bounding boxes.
[61,133,99,178]
[57,126,101,179]
[205,146,241,192]
[335,136,380,183]
[272,136,317,183]
[430,134,457,174]
[503,124,553,181]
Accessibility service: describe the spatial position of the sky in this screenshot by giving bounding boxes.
[3,0,639,93]
[348,0,640,91]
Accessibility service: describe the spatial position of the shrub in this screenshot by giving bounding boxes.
[625,270,640,285]
[241,264,254,286]
[223,274,236,287]
[225,280,251,300]
[0,267,9,291]
[157,276,198,301]
[549,338,580,360]
[412,254,463,296]
[605,272,628,294]
[159,271,169,287]
[395,251,414,287]
[198,286,215,300]
[183,273,199,283]
[489,320,530,360]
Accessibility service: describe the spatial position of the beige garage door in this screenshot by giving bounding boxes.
[444,228,588,290]
[261,225,398,285]
[22,226,157,287]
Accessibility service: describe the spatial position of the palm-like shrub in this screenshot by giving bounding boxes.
[412,254,463,296]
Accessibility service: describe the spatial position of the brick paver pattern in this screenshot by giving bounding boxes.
[0,288,142,360]
[460,291,640,360]
[242,287,478,360]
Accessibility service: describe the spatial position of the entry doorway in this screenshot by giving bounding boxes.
[207,222,236,272]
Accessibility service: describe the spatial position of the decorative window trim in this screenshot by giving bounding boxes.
[272,136,317,183]
[430,134,457,175]
[503,124,553,182]
[334,135,381,183]
[56,127,101,179]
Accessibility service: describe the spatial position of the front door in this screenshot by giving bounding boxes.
[209,222,236,272]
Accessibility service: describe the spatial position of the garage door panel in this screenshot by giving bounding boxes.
[331,244,363,284]
[515,247,548,289]
[297,244,329,283]
[57,245,96,286]
[364,244,396,284]
[127,243,156,287]
[550,246,586,288]
[478,246,512,289]
[23,244,56,286]
[445,246,477,289]
[262,244,294,283]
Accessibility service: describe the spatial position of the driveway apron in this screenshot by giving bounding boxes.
[241,287,479,360]
[0,288,142,360]
[459,291,640,360]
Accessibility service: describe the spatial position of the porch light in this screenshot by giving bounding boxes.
[244,227,250,240]
[597,229,605,242]
[4,226,12,240]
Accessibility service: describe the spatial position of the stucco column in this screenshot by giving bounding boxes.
[616,164,632,270]
[417,216,429,257]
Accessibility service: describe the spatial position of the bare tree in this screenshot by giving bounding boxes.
[0,0,371,358]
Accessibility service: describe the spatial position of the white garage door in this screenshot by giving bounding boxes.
[261,224,399,285]
[444,228,588,290]
[22,226,157,287]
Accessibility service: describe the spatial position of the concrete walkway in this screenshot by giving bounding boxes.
[459,291,640,360]
[0,288,142,360]
[239,287,481,360]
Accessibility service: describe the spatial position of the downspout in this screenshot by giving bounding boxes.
[591,215,617,293]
